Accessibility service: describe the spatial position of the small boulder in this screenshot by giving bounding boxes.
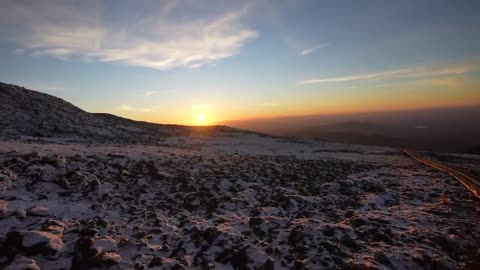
[50,155,67,168]
[0,168,16,192]
[27,206,51,217]
[13,209,27,220]
[374,251,390,265]
[349,217,366,228]
[148,257,164,268]
[293,260,309,270]
[4,255,41,270]
[230,245,250,270]
[249,217,264,227]
[94,252,122,266]
[258,258,275,270]
[136,178,147,186]
[92,237,117,253]
[21,230,65,255]
[288,226,304,246]
[0,200,7,218]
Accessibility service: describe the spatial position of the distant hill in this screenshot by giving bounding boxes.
[221,106,480,154]
[0,82,245,144]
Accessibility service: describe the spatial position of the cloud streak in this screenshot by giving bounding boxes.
[298,64,474,84]
[0,1,257,70]
[143,91,157,96]
[300,43,330,56]
[120,104,155,112]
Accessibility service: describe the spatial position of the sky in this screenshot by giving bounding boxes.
[0,0,479,125]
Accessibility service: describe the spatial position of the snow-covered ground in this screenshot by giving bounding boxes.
[0,133,479,269]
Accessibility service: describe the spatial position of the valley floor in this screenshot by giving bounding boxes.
[0,133,479,269]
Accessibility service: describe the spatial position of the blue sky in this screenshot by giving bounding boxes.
[0,0,479,124]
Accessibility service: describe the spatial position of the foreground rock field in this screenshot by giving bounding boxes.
[1,134,479,269]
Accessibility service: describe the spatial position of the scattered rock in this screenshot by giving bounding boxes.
[0,131,478,270]
[0,168,16,192]
[288,226,305,246]
[294,260,309,270]
[13,209,27,220]
[4,255,41,270]
[258,258,275,270]
[0,200,7,218]
[21,230,65,256]
[27,206,51,217]
[349,217,366,228]
[148,257,163,268]
[230,245,250,270]
[374,251,390,265]
[92,237,117,252]
[249,217,264,226]
[88,252,122,267]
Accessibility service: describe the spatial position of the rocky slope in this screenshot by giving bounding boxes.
[0,82,245,144]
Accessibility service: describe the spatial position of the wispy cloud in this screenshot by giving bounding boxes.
[300,43,330,56]
[12,48,25,55]
[135,89,175,97]
[143,91,157,96]
[120,104,155,112]
[298,64,474,84]
[0,1,257,70]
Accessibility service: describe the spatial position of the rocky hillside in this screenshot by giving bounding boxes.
[0,82,243,144]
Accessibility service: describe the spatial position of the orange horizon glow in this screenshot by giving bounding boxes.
[114,101,480,126]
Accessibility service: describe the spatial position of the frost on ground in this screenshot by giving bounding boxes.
[0,133,479,270]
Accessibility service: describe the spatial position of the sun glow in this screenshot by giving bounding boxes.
[197,114,206,125]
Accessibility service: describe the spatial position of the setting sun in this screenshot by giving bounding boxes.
[197,114,205,124]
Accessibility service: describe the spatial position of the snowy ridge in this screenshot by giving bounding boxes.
[0,82,256,145]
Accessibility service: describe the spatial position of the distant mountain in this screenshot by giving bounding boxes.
[221,106,480,154]
[0,82,245,144]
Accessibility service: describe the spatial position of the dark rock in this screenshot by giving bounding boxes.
[288,226,304,246]
[148,257,163,268]
[2,231,23,261]
[170,246,187,259]
[344,210,354,218]
[371,232,392,245]
[323,226,335,237]
[215,248,233,264]
[230,245,250,270]
[249,217,264,227]
[374,251,390,265]
[258,258,275,270]
[193,252,208,268]
[293,260,309,270]
[349,217,366,228]
[56,177,70,189]
[0,200,7,218]
[341,234,362,252]
[79,228,99,237]
[108,153,125,158]
[201,227,220,245]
